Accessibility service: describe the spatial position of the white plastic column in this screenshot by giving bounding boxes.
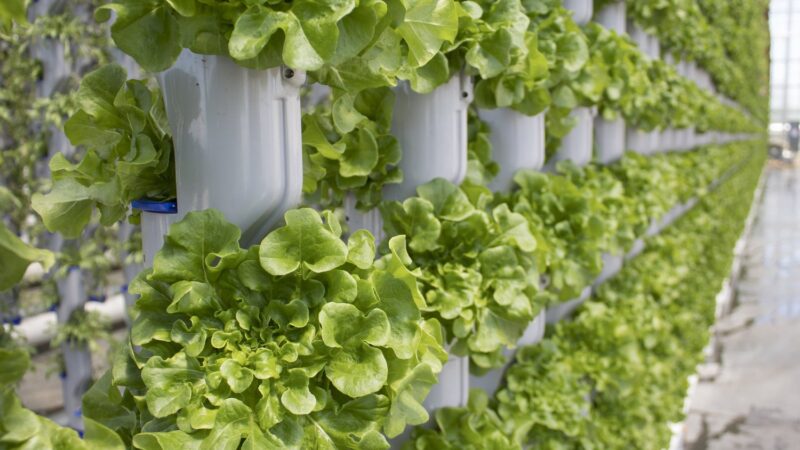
[658,129,672,152]
[362,74,472,241]
[628,21,649,55]
[698,68,714,92]
[628,22,661,61]
[56,268,91,431]
[549,108,593,168]
[594,252,624,286]
[158,51,305,246]
[696,132,709,147]
[545,286,593,324]
[647,129,660,154]
[627,127,651,155]
[344,195,384,241]
[424,353,470,410]
[33,39,69,102]
[595,117,626,164]
[563,0,593,25]
[680,128,694,151]
[304,83,331,108]
[595,1,626,33]
[644,31,661,155]
[32,32,72,180]
[687,128,697,150]
[686,61,698,85]
[479,108,545,191]
[140,211,178,268]
[677,58,689,78]
[117,220,142,314]
[626,238,646,260]
[616,24,654,160]
[519,308,547,346]
[384,74,473,201]
[675,129,685,151]
[647,34,661,61]
[669,129,680,151]
[117,221,143,317]
[382,74,473,420]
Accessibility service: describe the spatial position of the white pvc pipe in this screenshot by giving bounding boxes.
[11,294,127,347]
[158,51,305,246]
[424,353,470,410]
[647,34,661,61]
[595,1,626,34]
[33,38,69,98]
[595,117,626,164]
[563,0,593,25]
[518,308,547,346]
[56,269,90,431]
[628,21,650,55]
[658,129,672,152]
[648,130,660,154]
[343,194,384,241]
[549,107,594,168]
[140,211,177,268]
[385,74,472,201]
[480,108,545,191]
[627,127,652,155]
[594,252,624,286]
[545,286,593,324]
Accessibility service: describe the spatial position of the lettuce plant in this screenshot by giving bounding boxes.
[397,139,762,447]
[0,329,126,449]
[0,222,55,291]
[495,342,593,447]
[556,161,639,256]
[96,0,461,74]
[507,168,606,303]
[32,64,174,238]
[696,0,770,123]
[403,389,522,449]
[493,140,765,449]
[585,24,657,127]
[457,0,551,114]
[302,0,546,210]
[302,87,402,211]
[0,0,26,32]
[524,0,592,156]
[94,208,447,448]
[381,179,543,371]
[626,0,769,123]
[463,107,499,189]
[273,0,754,210]
[96,0,374,72]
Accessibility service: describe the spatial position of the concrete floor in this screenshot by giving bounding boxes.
[683,161,800,450]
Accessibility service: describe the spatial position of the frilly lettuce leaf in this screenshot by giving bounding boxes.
[32,64,174,238]
[97,208,446,446]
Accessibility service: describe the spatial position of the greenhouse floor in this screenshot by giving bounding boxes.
[683,160,800,449]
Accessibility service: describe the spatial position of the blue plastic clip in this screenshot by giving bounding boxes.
[131,199,178,214]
